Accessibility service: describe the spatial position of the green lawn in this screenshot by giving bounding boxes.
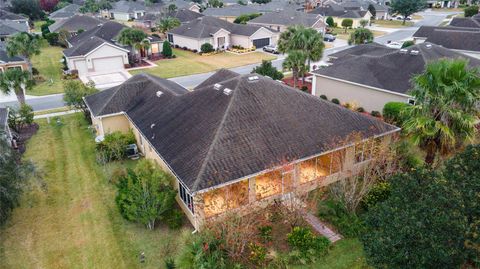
[0,114,192,268]
[332,28,386,40]
[29,45,65,96]
[373,20,414,28]
[130,49,277,79]
[33,20,46,32]
[293,239,369,269]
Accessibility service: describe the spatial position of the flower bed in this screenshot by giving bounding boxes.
[228,46,256,54]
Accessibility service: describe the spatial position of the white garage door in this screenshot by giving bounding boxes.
[74,60,88,76]
[92,57,124,73]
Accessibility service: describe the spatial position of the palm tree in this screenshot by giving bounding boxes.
[6,32,41,71]
[0,68,32,104]
[282,50,307,89]
[156,17,181,37]
[403,59,480,165]
[117,28,149,64]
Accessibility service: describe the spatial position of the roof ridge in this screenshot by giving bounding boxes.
[191,76,241,191]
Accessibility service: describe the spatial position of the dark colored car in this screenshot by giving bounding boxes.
[324,34,336,42]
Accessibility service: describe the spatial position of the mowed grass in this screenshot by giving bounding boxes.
[0,114,191,269]
[29,44,65,96]
[33,20,46,32]
[293,238,370,269]
[130,48,277,78]
[373,19,414,28]
[333,28,386,40]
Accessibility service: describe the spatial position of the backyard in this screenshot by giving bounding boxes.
[130,49,277,78]
[0,114,191,269]
[29,44,65,96]
[0,114,370,268]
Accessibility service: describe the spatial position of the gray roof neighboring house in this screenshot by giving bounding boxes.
[67,21,125,47]
[48,15,104,33]
[169,15,269,38]
[49,4,81,19]
[0,8,26,20]
[337,0,388,12]
[110,0,146,13]
[84,70,397,192]
[0,19,27,36]
[203,5,260,17]
[449,14,480,28]
[413,26,480,52]
[313,42,480,95]
[0,41,23,62]
[63,36,113,57]
[137,8,203,24]
[310,3,368,18]
[248,9,324,28]
[251,0,303,13]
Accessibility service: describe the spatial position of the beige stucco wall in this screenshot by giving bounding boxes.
[171,34,212,51]
[313,75,410,112]
[66,44,128,74]
[0,62,28,72]
[101,115,131,134]
[332,13,371,28]
[213,29,231,49]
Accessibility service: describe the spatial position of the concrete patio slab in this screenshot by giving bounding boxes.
[80,71,132,90]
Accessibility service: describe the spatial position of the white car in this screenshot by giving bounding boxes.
[385,41,403,49]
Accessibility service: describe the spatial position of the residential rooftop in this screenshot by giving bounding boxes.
[310,3,368,18]
[313,42,480,95]
[248,9,324,28]
[84,70,397,193]
[203,5,260,17]
[67,21,125,47]
[49,3,80,19]
[48,15,104,33]
[0,19,27,36]
[413,26,480,52]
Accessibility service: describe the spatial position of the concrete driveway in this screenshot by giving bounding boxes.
[80,71,132,90]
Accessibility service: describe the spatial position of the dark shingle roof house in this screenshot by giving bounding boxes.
[203,5,260,17]
[251,0,303,13]
[85,70,398,192]
[0,8,26,20]
[48,3,81,20]
[0,41,23,62]
[110,0,146,13]
[48,15,104,33]
[313,42,480,95]
[338,0,388,12]
[248,9,324,29]
[450,14,480,28]
[310,3,368,18]
[67,21,125,47]
[413,26,480,52]
[0,19,27,37]
[137,8,203,24]
[169,15,266,38]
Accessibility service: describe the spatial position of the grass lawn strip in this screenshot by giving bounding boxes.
[130,49,277,78]
[0,114,191,268]
[29,44,65,96]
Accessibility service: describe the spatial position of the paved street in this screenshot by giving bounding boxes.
[0,10,459,111]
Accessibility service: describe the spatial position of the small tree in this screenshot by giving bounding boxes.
[252,60,283,80]
[117,28,149,63]
[39,0,59,11]
[233,13,261,24]
[341,19,353,33]
[63,80,98,119]
[465,5,479,17]
[6,32,41,71]
[282,50,307,89]
[401,40,414,48]
[390,0,426,25]
[115,159,177,230]
[382,102,408,126]
[368,4,376,20]
[326,16,335,27]
[7,104,34,132]
[156,17,181,36]
[0,68,32,105]
[201,43,214,53]
[359,19,369,28]
[11,0,45,20]
[168,3,177,12]
[348,28,374,45]
[162,41,173,57]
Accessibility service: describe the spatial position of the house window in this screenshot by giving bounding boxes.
[408,98,416,105]
[179,182,194,214]
[167,33,174,43]
[354,141,373,163]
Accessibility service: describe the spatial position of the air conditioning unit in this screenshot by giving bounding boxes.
[214,83,222,90]
[223,88,233,95]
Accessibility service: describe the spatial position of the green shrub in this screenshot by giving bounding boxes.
[361,181,391,210]
[252,60,284,80]
[259,225,273,243]
[382,102,408,125]
[320,94,328,100]
[178,232,229,269]
[162,41,173,57]
[331,98,340,104]
[165,208,184,229]
[44,32,59,46]
[96,131,136,162]
[301,86,308,92]
[165,258,176,269]
[287,226,330,263]
[371,111,381,117]
[465,5,479,17]
[317,199,365,238]
[356,107,365,113]
[201,43,214,53]
[249,242,267,266]
[326,16,334,27]
[401,40,415,48]
[7,104,34,132]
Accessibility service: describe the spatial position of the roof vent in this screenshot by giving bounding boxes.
[223,88,232,95]
[213,83,222,90]
[410,50,419,55]
[399,49,408,54]
[425,44,432,49]
[156,91,163,97]
[248,75,259,81]
[150,123,155,129]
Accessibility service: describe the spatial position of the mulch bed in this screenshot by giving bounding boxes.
[13,123,39,154]
[282,77,312,94]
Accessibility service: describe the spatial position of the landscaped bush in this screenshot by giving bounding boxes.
[371,111,381,117]
[252,60,283,80]
[361,181,391,210]
[178,232,230,269]
[317,199,365,238]
[287,226,330,263]
[401,40,415,48]
[201,43,214,53]
[356,107,365,113]
[465,5,479,17]
[249,242,267,266]
[8,104,34,132]
[383,102,408,125]
[259,225,272,243]
[96,131,135,162]
[164,208,184,229]
[162,41,173,57]
[300,86,309,92]
[320,94,328,100]
[44,32,59,46]
[331,98,340,104]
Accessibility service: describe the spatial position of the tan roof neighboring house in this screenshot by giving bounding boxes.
[84,69,399,229]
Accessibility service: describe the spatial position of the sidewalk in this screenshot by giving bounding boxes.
[301,209,342,243]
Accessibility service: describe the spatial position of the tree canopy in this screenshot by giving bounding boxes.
[390,0,426,24]
[348,28,373,45]
[63,80,98,118]
[11,0,45,20]
[0,68,32,105]
[252,60,284,80]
